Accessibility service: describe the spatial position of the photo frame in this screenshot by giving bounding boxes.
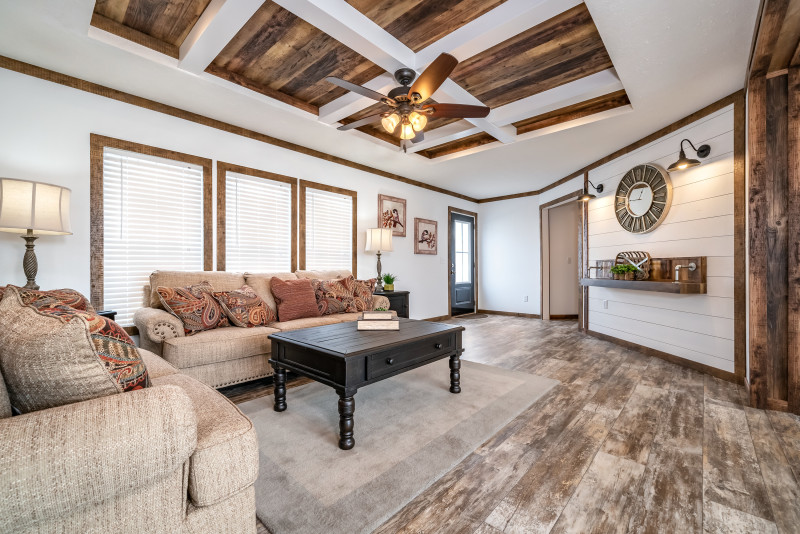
[414,218,438,255]
[378,194,407,237]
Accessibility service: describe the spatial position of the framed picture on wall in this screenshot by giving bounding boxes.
[378,194,407,237]
[414,218,437,255]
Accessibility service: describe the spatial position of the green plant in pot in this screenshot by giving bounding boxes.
[610,264,638,280]
[382,273,397,291]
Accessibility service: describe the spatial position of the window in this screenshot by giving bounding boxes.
[217,163,296,273]
[299,180,356,272]
[455,219,472,284]
[90,135,211,327]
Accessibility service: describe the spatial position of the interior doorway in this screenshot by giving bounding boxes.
[448,207,478,317]
[540,191,582,321]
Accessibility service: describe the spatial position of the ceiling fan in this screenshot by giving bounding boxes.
[325,53,490,152]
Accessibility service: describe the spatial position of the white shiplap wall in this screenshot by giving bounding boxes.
[586,105,735,372]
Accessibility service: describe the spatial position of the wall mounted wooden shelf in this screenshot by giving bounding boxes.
[579,278,707,294]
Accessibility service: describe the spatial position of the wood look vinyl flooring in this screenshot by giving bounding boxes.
[234,315,800,534]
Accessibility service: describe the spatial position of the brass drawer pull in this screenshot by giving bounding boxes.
[386,358,394,365]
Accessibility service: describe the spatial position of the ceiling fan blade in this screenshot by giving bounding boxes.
[422,103,490,119]
[325,77,395,105]
[408,53,458,102]
[411,131,424,144]
[337,113,384,131]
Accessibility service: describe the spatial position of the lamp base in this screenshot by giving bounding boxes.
[21,229,39,290]
[375,251,384,292]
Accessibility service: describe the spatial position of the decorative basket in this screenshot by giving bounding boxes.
[614,251,651,281]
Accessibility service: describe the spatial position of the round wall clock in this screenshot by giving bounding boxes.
[614,164,672,234]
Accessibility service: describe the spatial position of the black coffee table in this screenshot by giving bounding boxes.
[268,318,465,450]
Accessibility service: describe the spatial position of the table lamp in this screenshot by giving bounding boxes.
[365,228,392,292]
[0,178,72,290]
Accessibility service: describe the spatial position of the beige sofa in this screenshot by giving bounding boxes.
[134,270,391,389]
[0,349,258,534]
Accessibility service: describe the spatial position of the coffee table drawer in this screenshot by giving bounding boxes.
[367,333,455,380]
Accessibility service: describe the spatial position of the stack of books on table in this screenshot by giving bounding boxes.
[357,311,399,330]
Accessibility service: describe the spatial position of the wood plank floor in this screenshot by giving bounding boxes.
[232,315,800,534]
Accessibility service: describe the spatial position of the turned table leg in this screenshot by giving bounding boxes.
[449,354,461,394]
[272,364,287,412]
[338,392,355,450]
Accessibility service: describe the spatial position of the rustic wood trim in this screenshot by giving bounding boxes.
[298,180,357,273]
[216,162,299,272]
[447,207,479,316]
[90,13,180,59]
[89,134,213,309]
[417,132,498,159]
[478,90,744,203]
[513,90,630,135]
[748,76,770,408]
[539,189,583,320]
[477,309,542,319]
[788,66,800,413]
[767,68,791,79]
[205,64,319,116]
[749,0,791,79]
[422,315,451,322]
[733,91,748,382]
[0,55,479,204]
[586,330,742,384]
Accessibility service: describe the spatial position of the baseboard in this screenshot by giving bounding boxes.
[422,315,451,322]
[586,330,742,385]
[549,314,578,320]
[478,309,542,319]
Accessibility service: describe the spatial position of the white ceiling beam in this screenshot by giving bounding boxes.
[318,73,397,124]
[87,25,179,68]
[404,124,482,153]
[178,0,263,75]
[416,0,582,66]
[197,71,318,119]
[487,68,624,126]
[431,79,517,143]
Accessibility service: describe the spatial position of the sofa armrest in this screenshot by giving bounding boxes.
[372,295,390,311]
[135,307,184,351]
[0,385,197,532]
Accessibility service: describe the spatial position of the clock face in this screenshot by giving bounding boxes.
[615,164,672,234]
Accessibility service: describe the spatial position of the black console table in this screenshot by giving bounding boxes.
[377,290,409,318]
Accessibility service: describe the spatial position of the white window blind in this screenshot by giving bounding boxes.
[225,171,292,272]
[103,148,205,326]
[304,187,353,271]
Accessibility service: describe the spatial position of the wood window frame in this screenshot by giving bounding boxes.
[298,180,357,273]
[216,162,298,272]
[89,133,213,310]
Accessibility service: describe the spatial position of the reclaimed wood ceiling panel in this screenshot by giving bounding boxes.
[450,3,613,108]
[340,100,468,145]
[417,132,497,159]
[93,0,211,47]
[208,1,385,114]
[345,0,507,52]
[513,90,630,135]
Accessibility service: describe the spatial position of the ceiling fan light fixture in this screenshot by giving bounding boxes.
[381,113,400,134]
[408,111,427,132]
[399,119,415,140]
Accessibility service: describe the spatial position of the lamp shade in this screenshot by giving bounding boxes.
[0,178,72,235]
[365,228,393,253]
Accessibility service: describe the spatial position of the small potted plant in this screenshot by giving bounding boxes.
[382,273,397,291]
[610,264,638,280]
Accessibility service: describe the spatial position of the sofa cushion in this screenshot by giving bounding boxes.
[158,283,229,336]
[295,269,352,280]
[270,277,321,322]
[214,285,276,327]
[149,270,246,308]
[0,366,10,419]
[138,348,179,379]
[271,312,363,331]
[312,276,358,315]
[243,272,297,317]
[0,286,149,413]
[151,373,258,506]
[162,326,278,369]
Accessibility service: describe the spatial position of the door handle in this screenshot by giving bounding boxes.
[450,263,455,276]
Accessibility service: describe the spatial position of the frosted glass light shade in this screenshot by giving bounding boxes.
[399,121,415,140]
[409,111,427,132]
[365,228,393,252]
[381,113,400,133]
[0,178,72,235]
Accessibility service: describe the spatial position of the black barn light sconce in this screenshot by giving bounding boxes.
[577,180,604,202]
[667,139,711,172]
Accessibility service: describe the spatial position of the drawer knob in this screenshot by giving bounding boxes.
[386,358,394,365]
[435,343,442,349]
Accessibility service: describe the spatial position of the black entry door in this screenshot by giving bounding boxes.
[450,212,475,316]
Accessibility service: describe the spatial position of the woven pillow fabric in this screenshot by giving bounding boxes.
[0,286,149,413]
[352,278,377,311]
[312,276,358,315]
[270,277,321,322]
[15,286,95,313]
[214,285,276,327]
[157,282,229,336]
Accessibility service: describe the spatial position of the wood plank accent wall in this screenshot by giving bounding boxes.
[88,134,213,309]
[298,180,358,274]
[216,162,298,272]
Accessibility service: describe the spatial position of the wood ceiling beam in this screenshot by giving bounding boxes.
[178,0,263,74]
[404,124,483,153]
[513,90,631,135]
[89,13,180,61]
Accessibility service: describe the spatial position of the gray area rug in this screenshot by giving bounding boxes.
[239,359,558,534]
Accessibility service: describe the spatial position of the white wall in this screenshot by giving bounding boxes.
[548,202,579,315]
[0,69,476,320]
[586,105,735,372]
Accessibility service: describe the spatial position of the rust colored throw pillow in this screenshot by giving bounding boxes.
[157,282,229,336]
[312,276,358,315]
[352,278,377,311]
[0,286,149,414]
[270,277,321,322]
[214,285,276,328]
[15,286,95,313]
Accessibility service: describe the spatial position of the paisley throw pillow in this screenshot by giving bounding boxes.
[157,282,229,335]
[352,278,377,311]
[15,286,95,313]
[214,285,276,328]
[312,276,358,315]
